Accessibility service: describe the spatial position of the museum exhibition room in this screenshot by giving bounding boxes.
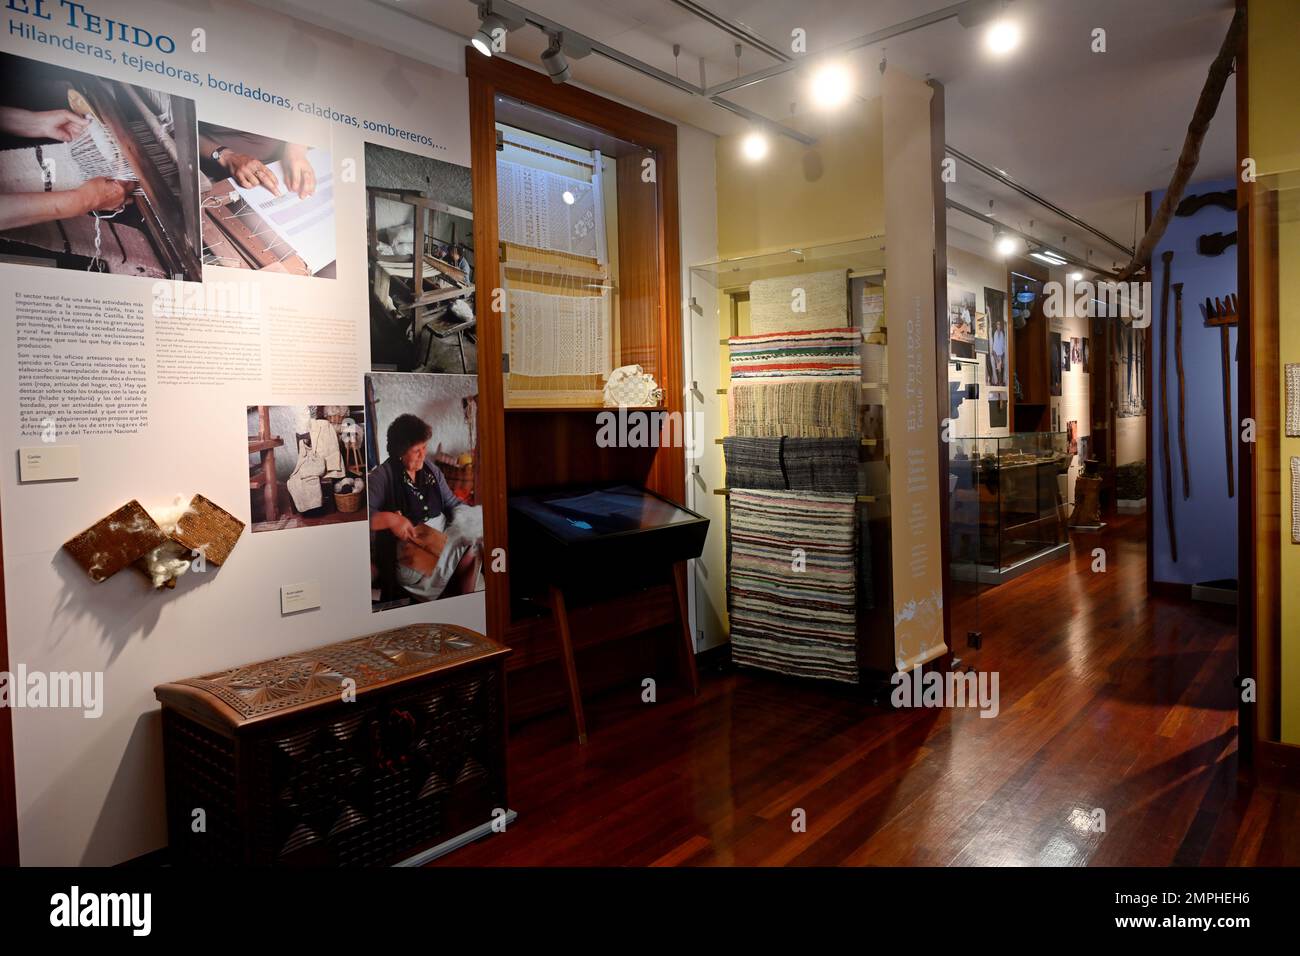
[0,0,1296,933]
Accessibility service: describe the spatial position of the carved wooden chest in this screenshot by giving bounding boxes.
[155,624,509,866]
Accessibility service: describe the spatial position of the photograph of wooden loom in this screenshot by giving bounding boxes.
[0,51,202,281]
[198,122,336,278]
[365,142,476,374]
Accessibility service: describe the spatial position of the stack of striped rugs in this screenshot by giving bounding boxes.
[727,490,860,684]
[721,270,870,686]
[727,328,861,439]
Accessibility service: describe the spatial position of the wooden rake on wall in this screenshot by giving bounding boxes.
[1201,293,1239,498]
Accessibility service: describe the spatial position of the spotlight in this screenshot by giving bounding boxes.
[741,129,769,162]
[985,19,1022,55]
[994,231,1018,257]
[541,33,571,83]
[1068,271,1084,282]
[562,190,575,205]
[810,62,853,110]
[472,12,506,57]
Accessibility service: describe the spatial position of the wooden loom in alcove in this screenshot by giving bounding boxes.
[498,134,617,408]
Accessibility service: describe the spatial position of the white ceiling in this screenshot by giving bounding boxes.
[381,0,1238,261]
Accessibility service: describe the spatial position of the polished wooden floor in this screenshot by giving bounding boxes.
[440,515,1300,866]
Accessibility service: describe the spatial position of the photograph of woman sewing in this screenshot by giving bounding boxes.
[364,142,476,375]
[365,372,483,611]
[0,51,202,280]
[198,122,336,277]
[247,404,368,533]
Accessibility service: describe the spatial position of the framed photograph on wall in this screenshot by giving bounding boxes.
[949,287,977,360]
[1050,332,1063,395]
[984,287,1007,381]
[365,372,484,612]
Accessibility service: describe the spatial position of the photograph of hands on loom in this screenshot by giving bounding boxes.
[0,49,202,280]
[198,121,336,278]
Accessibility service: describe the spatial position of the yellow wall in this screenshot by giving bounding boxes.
[1248,1,1300,181]
[715,98,884,259]
[1250,0,1300,743]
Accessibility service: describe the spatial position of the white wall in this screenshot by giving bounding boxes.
[677,125,722,652]
[1,0,478,866]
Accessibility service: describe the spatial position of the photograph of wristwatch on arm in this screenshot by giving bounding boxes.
[198,125,316,198]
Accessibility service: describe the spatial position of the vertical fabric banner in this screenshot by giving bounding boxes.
[882,67,946,672]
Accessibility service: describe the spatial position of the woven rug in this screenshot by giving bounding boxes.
[748,269,849,335]
[723,437,786,489]
[727,489,859,684]
[728,377,859,438]
[729,327,860,379]
[782,438,861,492]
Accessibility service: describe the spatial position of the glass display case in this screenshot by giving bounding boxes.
[950,431,1070,581]
[687,237,901,677]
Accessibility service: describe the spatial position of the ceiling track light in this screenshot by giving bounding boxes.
[470,2,525,57]
[538,28,592,84]
[541,31,571,83]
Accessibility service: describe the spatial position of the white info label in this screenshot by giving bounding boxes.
[18,446,80,482]
[280,581,321,615]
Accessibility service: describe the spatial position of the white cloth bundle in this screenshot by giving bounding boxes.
[603,364,663,407]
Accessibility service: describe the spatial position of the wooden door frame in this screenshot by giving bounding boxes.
[465,50,684,647]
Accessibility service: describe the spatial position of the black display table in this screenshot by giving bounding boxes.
[507,484,709,743]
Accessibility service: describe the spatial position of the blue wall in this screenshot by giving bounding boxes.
[1149,178,1237,585]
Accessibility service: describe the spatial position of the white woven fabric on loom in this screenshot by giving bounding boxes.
[1286,364,1300,437]
[508,288,610,376]
[496,160,605,261]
